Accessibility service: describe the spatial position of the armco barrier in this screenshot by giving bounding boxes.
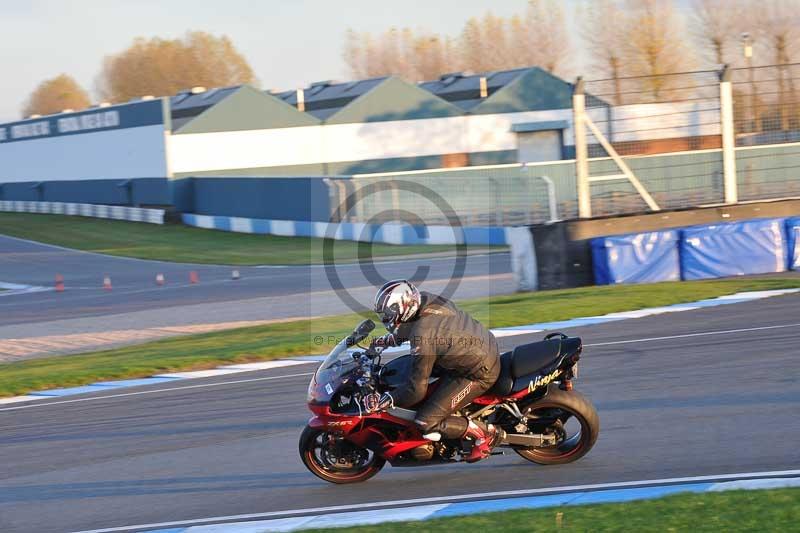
[680,218,787,280]
[788,217,800,270]
[591,230,681,285]
[0,200,164,224]
[182,213,510,246]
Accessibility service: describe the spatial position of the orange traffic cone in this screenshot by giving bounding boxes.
[55,274,65,292]
[156,273,165,286]
[189,271,199,284]
[103,275,112,291]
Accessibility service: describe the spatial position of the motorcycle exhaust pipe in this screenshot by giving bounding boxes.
[502,433,553,447]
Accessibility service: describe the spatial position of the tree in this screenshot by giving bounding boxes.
[623,0,697,100]
[344,26,460,81]
[458,17,487,72]
[756,0,800,129]
[480,12,511,71]
[691,0,748,67]
[22,74,90,117]
[97,31,256,103]
[341,0,571,82]
[514,0,570,75]
[581,0,629,104]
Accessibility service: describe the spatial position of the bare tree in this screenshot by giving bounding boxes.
[691,0,747,67]
[97,31,257,102]
[459,17,488,72]
[343,29,367,79]
[342,0,570,82]
[623,0,697,100]
[22,74,90,117]
[344,26,461,81]
[757,0,800,129]
[481,12,511,71]
[413,34,451,81]
[581,0,629,104]
[516,0,571,74]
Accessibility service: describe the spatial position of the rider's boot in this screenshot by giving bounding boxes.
[463,420,504,463]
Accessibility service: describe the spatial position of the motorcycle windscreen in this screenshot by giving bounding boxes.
[308,347,357,404]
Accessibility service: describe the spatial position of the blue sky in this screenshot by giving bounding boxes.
[1,0,565,121]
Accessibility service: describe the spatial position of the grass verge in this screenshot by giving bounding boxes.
[0,213,474,265]
[304,488,800,532]
[1,277,798,397]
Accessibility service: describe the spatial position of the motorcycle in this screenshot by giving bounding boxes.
[300,319,599,484]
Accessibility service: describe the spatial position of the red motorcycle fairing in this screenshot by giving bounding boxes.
[307,405,430,461]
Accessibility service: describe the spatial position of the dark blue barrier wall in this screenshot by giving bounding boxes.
[680,218,787,280]
[0,177,329,220]
[130,178,171,205]
[591,230,680,285]
[43,180,130,205]
[787,217,800,270]
[190,177,331,222]
[0,178,170,206]
[170,178,195,213]
[1,181,42,201]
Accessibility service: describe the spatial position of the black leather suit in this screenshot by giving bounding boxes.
[390,292,501,438]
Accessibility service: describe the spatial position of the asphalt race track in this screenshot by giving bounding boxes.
[0,235,513,358]
[2,293,799,533]
[0,234,511,326]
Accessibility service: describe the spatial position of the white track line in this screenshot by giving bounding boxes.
[586,322,800,347]
[69,469,800,533]
[0,371,315,412]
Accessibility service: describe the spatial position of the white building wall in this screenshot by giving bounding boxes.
[0,125,169,181]
[168,109,578,173]
[0,100,169,182]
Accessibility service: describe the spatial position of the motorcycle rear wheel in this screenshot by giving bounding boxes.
[299,426,385,484]
[513,386,599,465]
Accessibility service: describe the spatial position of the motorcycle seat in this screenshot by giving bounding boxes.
[487,337,581,396]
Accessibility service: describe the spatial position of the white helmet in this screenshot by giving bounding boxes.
[374,280,421,332]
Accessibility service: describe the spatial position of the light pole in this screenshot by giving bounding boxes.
[742,32,758,132]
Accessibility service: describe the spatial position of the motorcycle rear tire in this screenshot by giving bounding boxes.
[299,425,385,484]
[513,386,599,465]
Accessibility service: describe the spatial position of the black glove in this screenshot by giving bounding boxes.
[372,333,399,348]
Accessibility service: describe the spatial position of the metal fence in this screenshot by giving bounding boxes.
[330,162,576,227]
[732,63,800,202]
[580,70,725,216]
[330,64,800,226]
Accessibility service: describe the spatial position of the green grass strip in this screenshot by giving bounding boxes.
[1,277,798,397]
[304,488,800,532]
[0,213,471,265]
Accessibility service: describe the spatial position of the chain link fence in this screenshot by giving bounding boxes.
[326,65,800,227]
[328,162,576,227]
[732,64,800,201]
[582,70,725,216]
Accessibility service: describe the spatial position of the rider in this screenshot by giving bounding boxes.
[370,279,503,462]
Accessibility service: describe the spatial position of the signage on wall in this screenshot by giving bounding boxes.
[0,99,165,144]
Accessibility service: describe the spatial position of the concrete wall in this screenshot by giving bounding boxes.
[189,177,331,222]
[0,178,170,206]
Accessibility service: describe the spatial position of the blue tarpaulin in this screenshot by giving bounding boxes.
[787,217,800,271]
[680,218,788,280]
[591,230,681,285]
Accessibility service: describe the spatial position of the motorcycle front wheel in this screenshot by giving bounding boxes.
[513,386,599,465]
[299,426,385,484]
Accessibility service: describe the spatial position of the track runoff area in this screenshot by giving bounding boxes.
[1,287,799,533]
